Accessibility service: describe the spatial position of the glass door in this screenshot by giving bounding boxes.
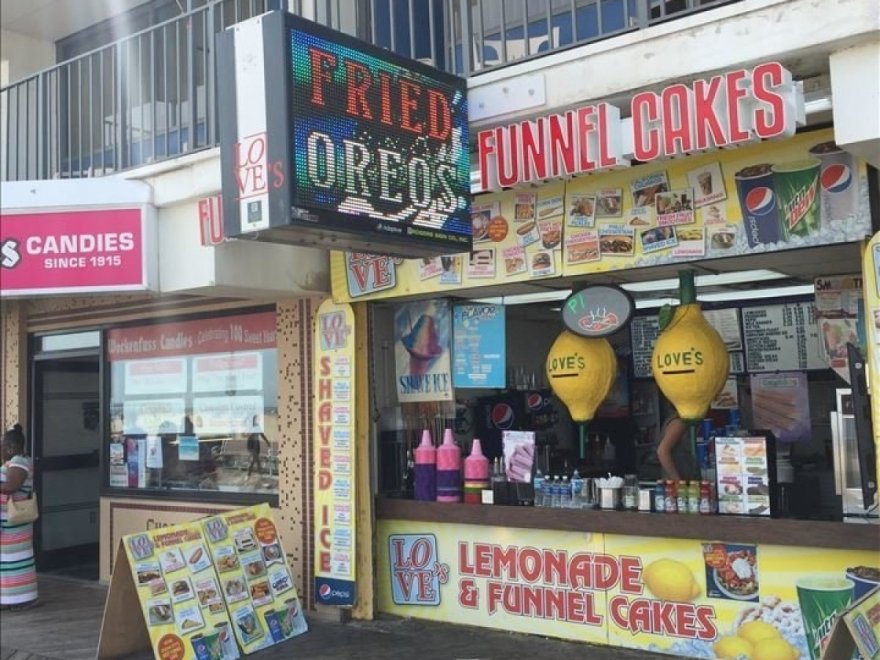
[32,352,101,579]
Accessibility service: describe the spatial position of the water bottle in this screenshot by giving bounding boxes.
[561,476,572,508]
[571,470,584,509]
[551,476,561,508]
[533,469,544,508]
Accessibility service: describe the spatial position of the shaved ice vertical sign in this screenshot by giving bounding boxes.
[313,300,356,606]
[394,300,453,403]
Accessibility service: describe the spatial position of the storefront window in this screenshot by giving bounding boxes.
[107,310,278,496]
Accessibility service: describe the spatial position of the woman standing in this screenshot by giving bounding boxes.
[656,413,700,482]
[1,424,38,609]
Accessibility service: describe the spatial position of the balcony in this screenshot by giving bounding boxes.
[1,0,740,182]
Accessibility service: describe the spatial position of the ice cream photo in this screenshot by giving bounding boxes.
[394,301,453,403]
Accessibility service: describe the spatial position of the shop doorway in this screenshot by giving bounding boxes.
[32,347,101,580]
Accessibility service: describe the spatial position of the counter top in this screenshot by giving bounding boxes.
[376,498,880,551]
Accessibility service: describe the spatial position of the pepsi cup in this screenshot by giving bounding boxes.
[263,609,285,643]
[735,164,781,247]
[809,141,859,224]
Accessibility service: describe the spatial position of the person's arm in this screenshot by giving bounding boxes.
[656,418,686,481]
[260,433,271,449]
[0,464,28,494]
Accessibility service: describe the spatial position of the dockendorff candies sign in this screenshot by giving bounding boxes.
[217,12,471,258]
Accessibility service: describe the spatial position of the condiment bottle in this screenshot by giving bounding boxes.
[687,481,700,514]
[413,430,436,501]
[699,481,712,514]
[665,480,677,513]
[463,438,489,504]
[436,429,461,503]
[654,480,666,513]
[676,480,688,513]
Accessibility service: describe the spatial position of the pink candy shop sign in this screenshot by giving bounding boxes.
[0,208,155,297]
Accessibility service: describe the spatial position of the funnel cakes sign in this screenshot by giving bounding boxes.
[218,11,470,258]
[477,62,803,192]
[394,300,453,402]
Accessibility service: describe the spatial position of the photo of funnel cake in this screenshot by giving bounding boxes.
[402,314,444,375]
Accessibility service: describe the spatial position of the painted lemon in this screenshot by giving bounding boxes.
[642,558,701,602]
[738,621,782,645]
[751,637,798,660]
[652,303,729,423]
[545,330,617,422]
[715,635,754,659]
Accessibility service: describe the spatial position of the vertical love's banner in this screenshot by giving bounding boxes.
[313,299,357,606]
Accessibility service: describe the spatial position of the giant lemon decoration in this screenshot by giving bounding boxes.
[546,330,617,422]
[652,272,729,423]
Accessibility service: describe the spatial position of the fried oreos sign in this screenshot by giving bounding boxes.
[218,12,471,257]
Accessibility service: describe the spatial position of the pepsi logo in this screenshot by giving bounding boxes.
[526,392,544,411]
[491,403,515,429]
[821,164,852,193]
[745,187,776,216]
[319,584,331,598]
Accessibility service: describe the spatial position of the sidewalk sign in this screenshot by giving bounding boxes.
[97,504,307,660]
[822,585,880,660]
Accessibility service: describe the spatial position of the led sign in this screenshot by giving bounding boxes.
[218,12,471,257]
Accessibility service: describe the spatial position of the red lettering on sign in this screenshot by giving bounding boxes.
[725,68,751,144]
[309,47,337,106]
[548,112,576,178]
[427,89,451,141]
[661,84,693,156]
[752,61,789,139]
[576,105,598,173]
[520,118,547,182]
[693,75,726,150]
[632,91,661,162]
[400,80,424,134]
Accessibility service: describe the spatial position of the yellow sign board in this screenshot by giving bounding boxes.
[332,128,870,302]
[97,505,307,660]
[377,518,878,659]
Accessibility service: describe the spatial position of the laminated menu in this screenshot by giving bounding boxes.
[714,436,772,517]
[97,504,306,660]
[200,504,308,654]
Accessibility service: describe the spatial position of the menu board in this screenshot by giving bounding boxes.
[715,436,771,517]
[200,505,307,654]
[631,316,660,378]
[631,311,744,378]
[126,524,239,660]
[743,303,824,372]
[453,303,506,388]
[112,504,307,660]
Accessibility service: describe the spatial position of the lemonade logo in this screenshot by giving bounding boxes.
[389,534,448,606]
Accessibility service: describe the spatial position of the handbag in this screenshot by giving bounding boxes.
[7,493,39,525]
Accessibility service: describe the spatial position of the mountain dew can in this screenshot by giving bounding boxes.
[772,158,821,240]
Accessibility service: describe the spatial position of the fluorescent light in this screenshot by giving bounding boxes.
[622,269,787,293]
[471,290,571,305]
[698,284,814,302]
[635,297,679,309]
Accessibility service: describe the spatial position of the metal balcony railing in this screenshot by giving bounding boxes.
[1,0,739,182]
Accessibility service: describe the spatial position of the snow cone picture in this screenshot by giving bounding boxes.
[394,301,453,402]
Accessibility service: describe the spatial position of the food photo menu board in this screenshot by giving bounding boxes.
[99,504,306,660]
[715,436,773,517]
[122,524,241,660]
[200,504,308,654]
